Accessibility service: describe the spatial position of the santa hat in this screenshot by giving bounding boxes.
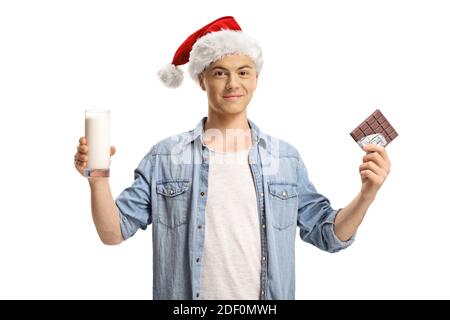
[157,16,263,88]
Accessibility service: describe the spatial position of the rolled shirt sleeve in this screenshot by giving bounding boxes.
[115,150,153,240]
[296,155,355,253]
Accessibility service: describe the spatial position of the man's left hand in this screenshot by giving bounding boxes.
[359,144,391,201]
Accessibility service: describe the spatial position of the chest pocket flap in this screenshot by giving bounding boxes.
[156,180,190,197]
[268,183,298,200]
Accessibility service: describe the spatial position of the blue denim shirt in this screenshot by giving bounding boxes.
[115,117,354,300]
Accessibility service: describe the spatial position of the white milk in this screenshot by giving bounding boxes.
[85,110,110,170]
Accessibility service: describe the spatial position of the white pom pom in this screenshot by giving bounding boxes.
[157,64,184,88]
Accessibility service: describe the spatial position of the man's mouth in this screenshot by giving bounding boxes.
[223,95,244,101]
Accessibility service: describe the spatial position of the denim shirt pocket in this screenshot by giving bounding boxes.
[268,182,299,230]
[156,180,190,228]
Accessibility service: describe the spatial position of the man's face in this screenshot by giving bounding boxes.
[198,54,258,116]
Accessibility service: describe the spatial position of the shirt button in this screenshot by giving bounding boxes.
[262,224,266,229]
[169,189,174,195]
[260,192,264,197]
[196,293,200,298]
[196,258,200,263]
[262,256,266,261]
[200,192,205,197]
[282,191,287,197]
[198,225,202,229]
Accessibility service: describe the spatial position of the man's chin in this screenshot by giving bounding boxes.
[217,103,247,113]
[220,107,247,115]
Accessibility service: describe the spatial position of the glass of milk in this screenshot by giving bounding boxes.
[84,110,111,177]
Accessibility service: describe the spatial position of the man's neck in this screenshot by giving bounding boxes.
[204,111,252,153]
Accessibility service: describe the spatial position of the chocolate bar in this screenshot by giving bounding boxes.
[350,109,398,149]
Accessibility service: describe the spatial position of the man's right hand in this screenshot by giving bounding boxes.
[74,137,116,177]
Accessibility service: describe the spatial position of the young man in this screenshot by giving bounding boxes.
[74,16,391,300]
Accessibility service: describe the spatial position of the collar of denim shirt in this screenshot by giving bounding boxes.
[187,117,268,150]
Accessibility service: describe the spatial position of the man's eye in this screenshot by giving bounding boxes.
[240,71,249,76]
[214,71,225,76]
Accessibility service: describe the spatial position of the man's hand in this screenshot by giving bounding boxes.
[74,137,116,177]
[359,144,391,201]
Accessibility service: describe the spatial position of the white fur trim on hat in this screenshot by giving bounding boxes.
[188,30,263,83]
[157,64,184,88]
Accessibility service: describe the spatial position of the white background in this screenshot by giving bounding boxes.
[0,0,449,299]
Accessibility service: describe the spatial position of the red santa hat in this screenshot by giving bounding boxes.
[157,16,263,88]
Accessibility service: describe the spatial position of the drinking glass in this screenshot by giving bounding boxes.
[84,110,111,177]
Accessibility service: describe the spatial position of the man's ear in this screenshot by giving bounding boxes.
[198,73,206,91]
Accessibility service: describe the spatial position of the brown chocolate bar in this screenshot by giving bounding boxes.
[350,109,398,148]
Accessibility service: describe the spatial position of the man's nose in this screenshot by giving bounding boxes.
[226,73,240,90]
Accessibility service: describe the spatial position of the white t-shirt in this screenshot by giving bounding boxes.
[200,148,262,300]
